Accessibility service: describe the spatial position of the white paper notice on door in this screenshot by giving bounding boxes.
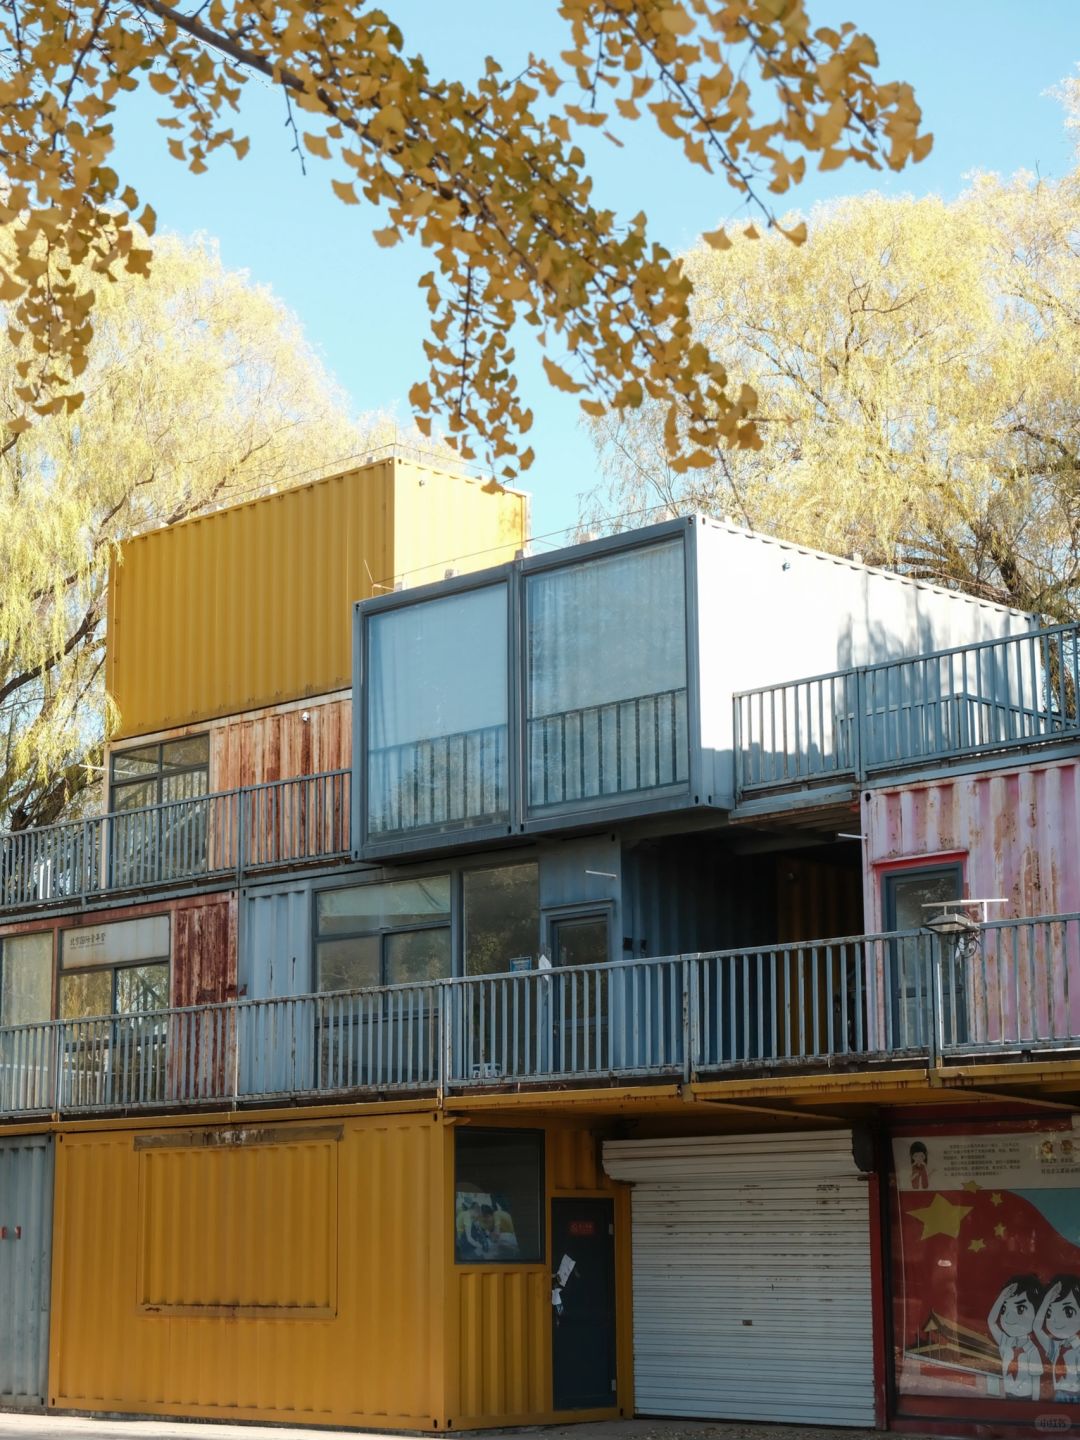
[556,1254,575,1286]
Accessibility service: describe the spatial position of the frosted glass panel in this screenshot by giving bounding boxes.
[526,540,689,809]
[0,932,52,1026]
[367,586,508,835]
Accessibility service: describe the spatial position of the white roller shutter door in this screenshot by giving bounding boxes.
[604,1130,874,1427]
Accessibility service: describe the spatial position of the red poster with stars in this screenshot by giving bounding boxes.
[891,1121,1080,1426]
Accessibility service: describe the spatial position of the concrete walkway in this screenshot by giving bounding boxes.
[0,1419,946,1440]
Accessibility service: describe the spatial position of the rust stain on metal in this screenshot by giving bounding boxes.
[863,757,1080,928]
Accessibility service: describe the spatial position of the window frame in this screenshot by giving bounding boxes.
[354,518,705,862]
[881,861,966,1049]
[109,734,211,813]
[453,1126,545,1267]
[357,573,516,852]
[313,876,453,993]
[522,531,694,821]
[0,928,55,1028]
[57,915,172,1021]
[462,860,541,978]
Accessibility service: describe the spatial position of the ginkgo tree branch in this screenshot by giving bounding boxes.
[0,0,930,475]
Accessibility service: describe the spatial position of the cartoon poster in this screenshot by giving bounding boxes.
[455,1188,520,1261]
[891,1122,1080,1422]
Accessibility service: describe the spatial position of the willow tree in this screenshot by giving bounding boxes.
[0,1,929,474]
[0,233,396,829]
[583,153,1080,618]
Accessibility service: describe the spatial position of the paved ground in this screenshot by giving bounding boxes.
[0,1420,947,1440]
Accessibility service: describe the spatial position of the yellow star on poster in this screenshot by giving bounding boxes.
[969,1238,986,1253]
[963,1181,980,1193]
[990,1193,1003,1206]
[909,1194,973,1240]
[994,1224,1007,1239]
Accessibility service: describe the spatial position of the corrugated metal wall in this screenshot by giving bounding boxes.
[621,837,861,959]
[107,458,527,740]
[0,1134,54,1407]
[392,461,528,592]
[863,758,1080,929]
[240,882,312,1001]
[210,694,351,788]
[49,1111,447,1427]
[0,894,237,1013]
[170,894,238,1006]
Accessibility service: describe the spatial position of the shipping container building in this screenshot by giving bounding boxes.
[1,505,1079,1437]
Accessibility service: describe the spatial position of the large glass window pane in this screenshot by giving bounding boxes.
[112,779,157,812]
[317,878,451,935]
[455,1129,544,1264]
[367,586,509,836]
[162,736,210,771]
[464,864,540,975]
[0,933,52,1026]
[115,963,170,1014]
[316,936,381,992]
[60,970,112,1020]
[108,736,210,888]
[385,928,452,985]
[111,744,160,780]
[526,539,689,809]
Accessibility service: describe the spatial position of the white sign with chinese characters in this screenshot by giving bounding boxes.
[61,915,170,969]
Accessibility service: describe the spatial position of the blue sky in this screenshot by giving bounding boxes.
[110,3,1080,540]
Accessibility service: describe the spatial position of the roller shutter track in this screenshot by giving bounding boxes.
[604,1131,874,1426]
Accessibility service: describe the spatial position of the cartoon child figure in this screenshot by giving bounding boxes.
[1035,1275,1080,1403]
[909,1141,930,1190]
[989,1277,1045,1399]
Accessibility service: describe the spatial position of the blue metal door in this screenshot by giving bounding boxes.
[0,1134,54,1407]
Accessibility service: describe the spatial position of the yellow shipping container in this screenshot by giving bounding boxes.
[47,1107,631,1431]
[106,456,528,740]
[50,1109,448,1428]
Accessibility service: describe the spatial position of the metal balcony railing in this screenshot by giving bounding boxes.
[527,686,689,809]
[3,913,1076,1118]
[734,621,1080,798]
[0,769,351,914]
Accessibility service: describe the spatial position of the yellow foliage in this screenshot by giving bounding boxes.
[0,0,929,474]
[0,232,431,826]
[583,154,1080,618]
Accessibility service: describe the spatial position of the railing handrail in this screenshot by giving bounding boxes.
[734,618,1080,797]
[733,618,1077,704]
[3,911,1078,1117]
[528,684,688,724]
[861,618,1076,677]
[0,767,353,913]
[0,767,351,845]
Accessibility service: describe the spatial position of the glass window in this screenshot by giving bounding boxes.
[0,932,52,1027]
[109,736,210,887]
[58,919,171,1020]
[455,1129,544,1264]
[526,539,689,810]
[60,969,112,1020]
[552,914,610,969]
[316,936,381,992]
[366,585,509,836]
[315,878,452,992]
[115,963,170,1014]
[317,877,452,934]
[110,735,209,809]
[464,864,540,975]
[883,865,966,1049]
[385,929,452,985]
